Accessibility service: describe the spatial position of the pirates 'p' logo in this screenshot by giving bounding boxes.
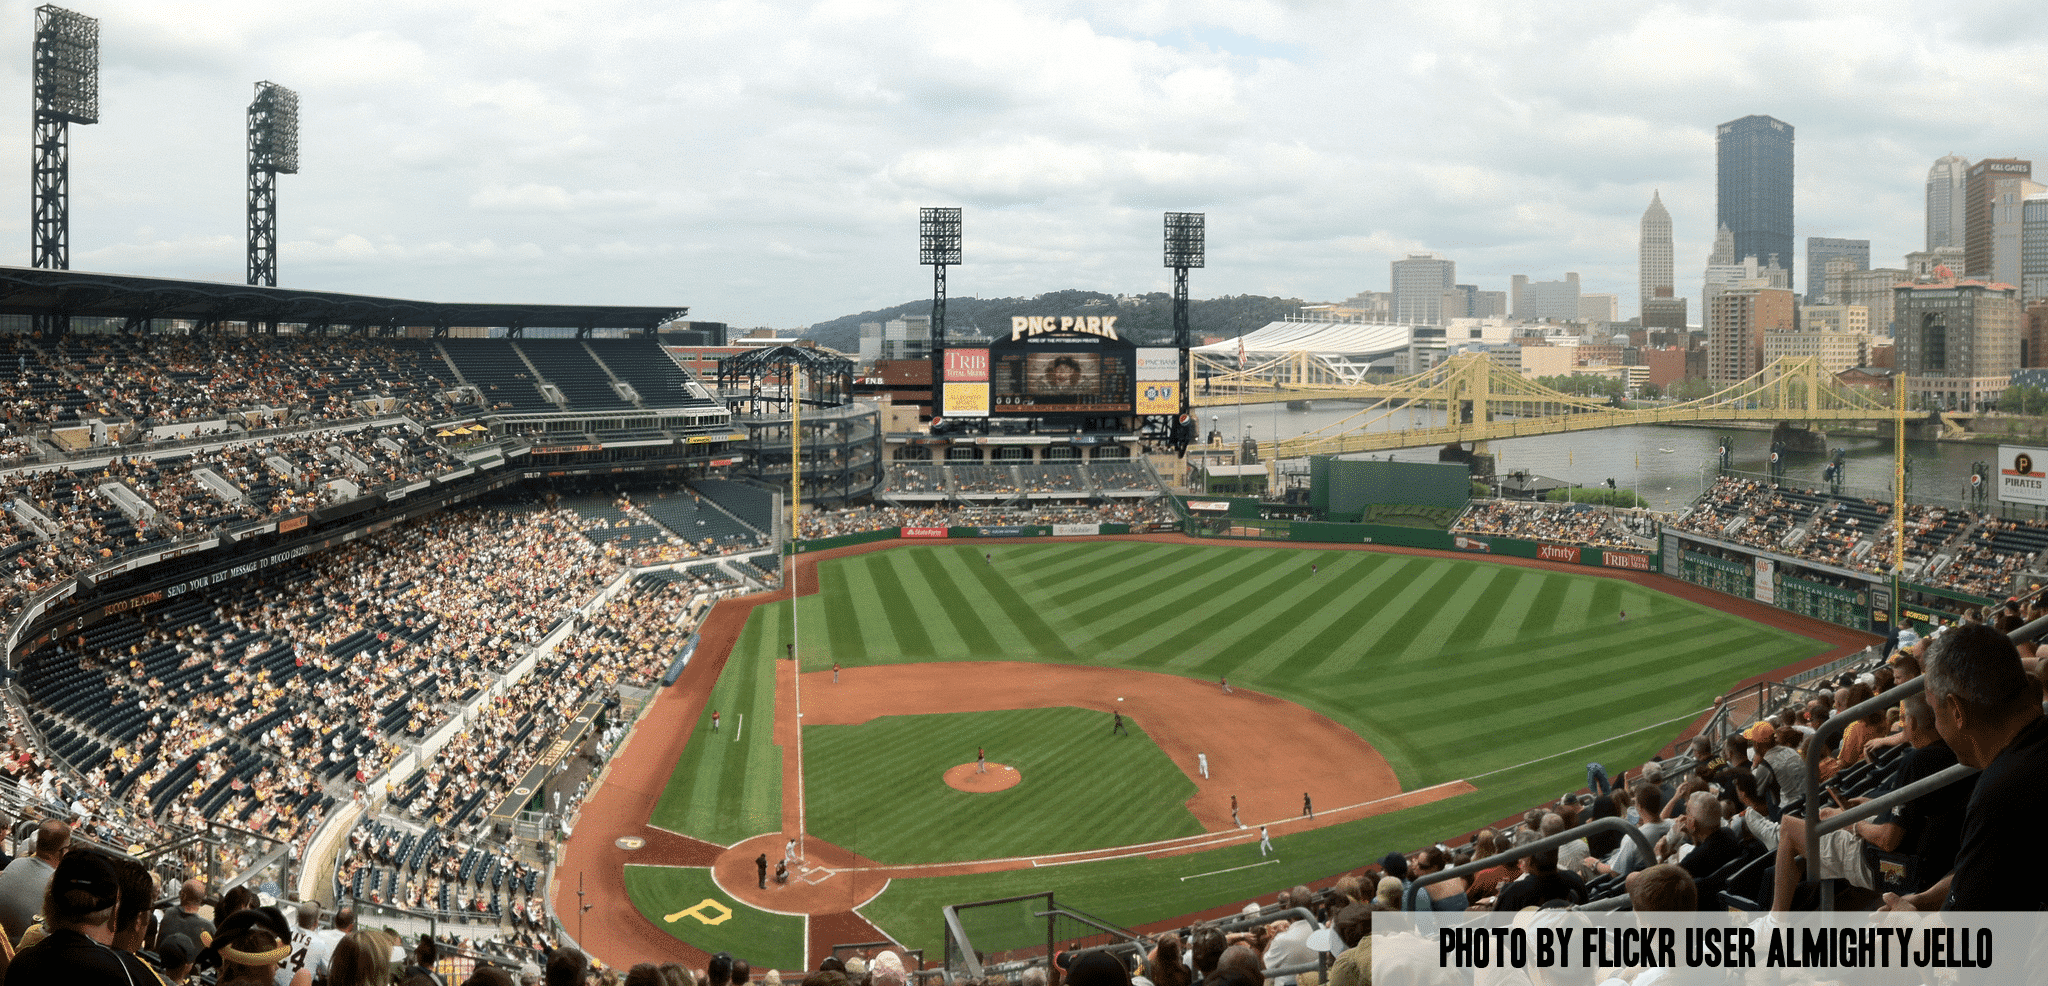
[663,899,733,926]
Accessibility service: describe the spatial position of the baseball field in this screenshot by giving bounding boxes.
[576,537,1869,971]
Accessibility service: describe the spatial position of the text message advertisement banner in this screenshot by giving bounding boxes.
[1374,912,2045,985]
[1998,444,2048,506]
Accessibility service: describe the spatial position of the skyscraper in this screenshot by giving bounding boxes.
[1805,237,1868,302]
[1390,252,1455,325]
[1927,155,1970,251]
[1639,191,1674,319]
[1895,280,2021,411]
[1716,115,1795,286]
[1964,159,2044,284]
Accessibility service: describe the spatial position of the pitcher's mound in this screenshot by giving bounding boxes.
[944,762,1021,792]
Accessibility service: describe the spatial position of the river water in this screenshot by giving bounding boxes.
[1207,400,2013,515]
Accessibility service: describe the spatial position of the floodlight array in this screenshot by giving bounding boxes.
[250,81,300,174]
[919,207,962,266]
[33,5,99,125]
[1164,212,1205,269]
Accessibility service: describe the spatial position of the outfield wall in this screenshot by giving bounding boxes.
[1661,531,1997,635]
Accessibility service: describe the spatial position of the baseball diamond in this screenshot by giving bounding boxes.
[561,534,1868,970]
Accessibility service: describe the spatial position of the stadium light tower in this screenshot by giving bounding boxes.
[920,207,962,429]
[30,4,99,273]
[247,81,300,287]
[1165,212,1205,444]
[919,207,962,339]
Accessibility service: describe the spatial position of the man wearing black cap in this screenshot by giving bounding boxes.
[7,848,152,984]
[756,853,769,889]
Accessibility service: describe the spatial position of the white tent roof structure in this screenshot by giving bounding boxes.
[1192,320,1426,384]
[1192,320,1419,360]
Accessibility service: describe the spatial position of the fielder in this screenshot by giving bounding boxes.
[1197,752,1209,779]
[1258,826,1273,856]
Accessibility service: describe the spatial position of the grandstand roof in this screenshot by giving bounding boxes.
[0,266,686,335]
[1191,319,1419,358]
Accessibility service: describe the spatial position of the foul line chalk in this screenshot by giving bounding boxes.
[734,714,743,742]
[1180,859,1279,881]
[1463,707,1711,782]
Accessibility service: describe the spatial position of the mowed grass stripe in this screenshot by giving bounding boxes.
[1173,554,1421,675]
[1042,544,1212,608]
[1304,558,1461,662]
[649,617,782,844]
[1123,551,1324,667]
[961,552,1078,661]
[1474,569,1556,651]
[1343,611,1736,698]
[818,560,872,665]
[1076,552,1291,651]
[1386,565,1517,665]
[909,550,1003,655]
[865,552,937,657]
[1513,575,1574,640]
[1020,542,1173,589]
[1241,567,1442,680]
[898,564,974,657]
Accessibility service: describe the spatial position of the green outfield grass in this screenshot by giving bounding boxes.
[798,542,1825,790]
[804,708,1202,864]
[634,540,1845,953]
[648,613,786,845]
[622,865,806,970]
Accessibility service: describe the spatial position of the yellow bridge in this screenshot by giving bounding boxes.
[1189,352,1903,459]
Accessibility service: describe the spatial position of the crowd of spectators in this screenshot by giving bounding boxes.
[1671,476,2048,598]
[2,334,469,435]
[879,459,1162,499]
[1,505,622,887]
[796,499,1177,540]
[1451,499,1655,550]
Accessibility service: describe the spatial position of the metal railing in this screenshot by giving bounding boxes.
[1403,816,1656,911]
[1792,612,2046,910]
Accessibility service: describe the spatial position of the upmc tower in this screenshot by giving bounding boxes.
[1716,114,1795,287]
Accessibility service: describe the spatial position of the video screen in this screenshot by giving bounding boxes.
[991,349,1134,414]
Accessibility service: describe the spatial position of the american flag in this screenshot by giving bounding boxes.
[1237,334,1246,371]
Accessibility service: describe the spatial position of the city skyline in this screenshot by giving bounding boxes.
[6,2,2048,329]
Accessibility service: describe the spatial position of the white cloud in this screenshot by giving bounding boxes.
[12,0,2048,326]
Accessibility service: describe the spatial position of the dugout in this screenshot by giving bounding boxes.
[1307,456,1469,525]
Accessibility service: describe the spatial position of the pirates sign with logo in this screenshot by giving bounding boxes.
[1999,445,2048,506]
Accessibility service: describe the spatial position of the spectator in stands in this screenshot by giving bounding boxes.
[1887,623,2048,911]
[1745,722,1804,807]
[627,966,666,986]
[1464,830,1515,905]
[1188,926,1226,979]
[545,949,589,986]
[1317,905,1371,986]
[1260,890,1315,985]
[1583,781,1669,881]
[1494,846,1585,910]
[0,818,67,944]
[328,931,393,986]
[1772,691,1974,911]
[1628,863,1696,912]
[731,959,751,986]
[1406,847,1468,911]
[157,879,213,953]
[104,853,154,956]
[202,907,309,986]
[6,848,148,985]
[150,932,198,984]
[1658,791,1743,905]
[1148,936,1191,986]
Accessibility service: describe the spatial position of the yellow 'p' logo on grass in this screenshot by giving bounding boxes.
[663,899,734,926]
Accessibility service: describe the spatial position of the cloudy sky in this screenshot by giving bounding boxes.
[4,0,2044,330]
